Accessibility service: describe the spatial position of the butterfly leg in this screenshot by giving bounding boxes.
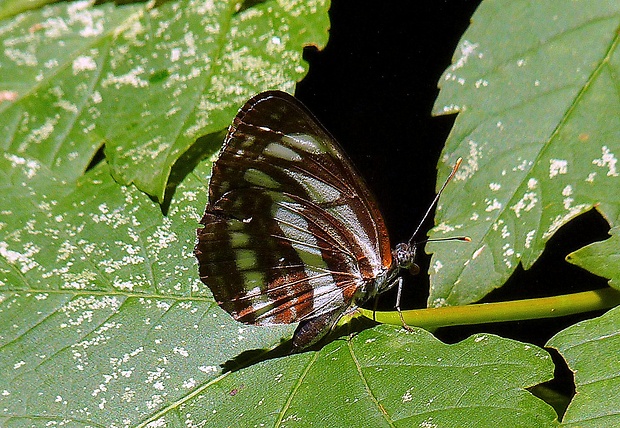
[292,307,347,352]
[395,276,415,332]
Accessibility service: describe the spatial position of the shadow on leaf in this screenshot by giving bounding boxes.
[160,130,226,214]
[220,314,378,373]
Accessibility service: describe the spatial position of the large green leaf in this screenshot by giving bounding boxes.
[177,326,557,427]
[0,154,557,425]
[427,1,620,306]
[547,306,620,427]
[0,154,294,425]
[0,0,330,201]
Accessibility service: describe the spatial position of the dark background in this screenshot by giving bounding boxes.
[294,1,610,348]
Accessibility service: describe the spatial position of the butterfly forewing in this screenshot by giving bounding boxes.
[195,91,392,330]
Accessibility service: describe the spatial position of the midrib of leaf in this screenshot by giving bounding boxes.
[135,368,233,427]
[1,288,212,301]
[444,21,619,301]
[274,351,320,427]
[348,339,396,427]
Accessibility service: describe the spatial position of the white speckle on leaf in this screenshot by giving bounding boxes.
[170,47,181,62]
[440,103,460,114]
[199,365,218,374]
[549,159,568,178]
[474,79,488,88]
[527,178,538,190]
[562,185,573,197]
[156,300,171,311]
[146,394,164,410]
[472,245,485,260]
[102,67,149,89]
[489,182,501,191]
[183,378,197,389]
[0,241,40,273]
[402,390,413,403]
[592,145,618,176]
[434,222,457,233]
[503,244,514,267]
[452,40,479,70]
[173,346,189,357]
[91,91,102,103]
[72,55,97,74]
[456,140,481,180]
[4,48,37,66]
[543,203,590,239]
[432,260,443,273]
[430,298,448,308]
[513,158,530,171]
[485,198,502,212]
[525,230,536,249]
[61,269,98,289]
[511,192,538,218]
[0,90,19,102]
[4,153,41,178]
[13,360,26,369]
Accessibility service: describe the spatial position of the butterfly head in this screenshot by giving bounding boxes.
[393,242,420,276]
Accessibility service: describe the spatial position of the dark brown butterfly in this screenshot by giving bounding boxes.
[195,91,462,351]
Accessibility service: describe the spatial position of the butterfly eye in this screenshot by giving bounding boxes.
[393,242,417,270]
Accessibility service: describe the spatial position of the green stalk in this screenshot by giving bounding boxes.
[360,288,620,329]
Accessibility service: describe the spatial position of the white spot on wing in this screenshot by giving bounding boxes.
[264,143,302,161]
[282,133,326,154]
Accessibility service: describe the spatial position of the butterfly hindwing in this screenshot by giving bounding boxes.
[195,91,392,335]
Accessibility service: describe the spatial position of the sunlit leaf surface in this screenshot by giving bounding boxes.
[0,0,330,201]
[428,0,620,306]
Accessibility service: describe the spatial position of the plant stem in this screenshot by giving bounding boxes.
[360,288,620,329]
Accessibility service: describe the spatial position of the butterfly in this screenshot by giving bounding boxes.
[194,91,462,351]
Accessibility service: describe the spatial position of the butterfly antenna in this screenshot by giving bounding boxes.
[407,157,463,246]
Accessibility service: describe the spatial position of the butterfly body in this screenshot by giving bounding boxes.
[195,91,416,350]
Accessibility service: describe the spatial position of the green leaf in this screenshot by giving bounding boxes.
[0,0,57,20]
[0,155,294,425]
[427,1,620,306]
[0,0,330,201]
[0,154,557,425]
[151,326,558,427]
[547,306,620,427]
[566,226,620,290]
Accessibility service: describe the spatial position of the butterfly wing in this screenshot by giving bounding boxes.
[195,91,392,327]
